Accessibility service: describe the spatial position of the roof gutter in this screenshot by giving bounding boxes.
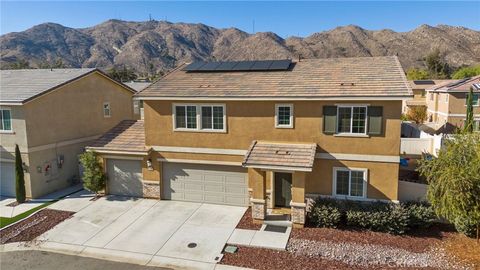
[134,95,413,101]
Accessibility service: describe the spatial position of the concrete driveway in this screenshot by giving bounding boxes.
[38,196,246,264]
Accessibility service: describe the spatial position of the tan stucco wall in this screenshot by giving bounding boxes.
[448,92,480,115]
[0,106,28,153]
[23,72,134,147]
[307,159,399,200]
[144,100,402,156]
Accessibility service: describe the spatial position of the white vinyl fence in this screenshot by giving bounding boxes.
[400,135,443,156]
[398,180,428,202]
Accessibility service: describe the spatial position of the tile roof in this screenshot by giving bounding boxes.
[242,141,317,172]
[137,56,412,99]
[88,120,147,153]
[0,68,96,103]
[124,81,152,92]
[427,76,480,92]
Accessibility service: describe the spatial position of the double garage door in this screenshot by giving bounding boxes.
[0,162,16,197]
[107,160,249,207]
[163,163,249,206]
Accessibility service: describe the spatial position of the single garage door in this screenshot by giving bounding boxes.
[163,163,248,206]
[0,162,16,197]
[107,159,143,197]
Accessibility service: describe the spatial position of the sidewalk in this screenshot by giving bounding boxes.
[0,242,253,270]
[0,184,84,218]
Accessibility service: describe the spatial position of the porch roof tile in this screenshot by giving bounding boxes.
[242,141,317,172]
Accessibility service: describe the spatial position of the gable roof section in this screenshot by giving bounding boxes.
[137,56,412,100]
[427,76,480,93]
[87,120,147,154]
[0,68,136,104]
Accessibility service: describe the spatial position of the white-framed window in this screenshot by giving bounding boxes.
[0,108,12,131]
[337,105,367,134]
[173,104,226,132]
[103,102,111,117]
[275,104,293,128]
[333,167,367,198]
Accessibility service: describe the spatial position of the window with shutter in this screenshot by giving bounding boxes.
[323,106,337,134]
[367,106,383,135]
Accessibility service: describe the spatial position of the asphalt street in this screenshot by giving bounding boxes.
[0,251,170,270]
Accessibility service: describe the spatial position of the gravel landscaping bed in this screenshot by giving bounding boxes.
[292,224,455,253]
[236,207,262,230]
[0,209,74,244]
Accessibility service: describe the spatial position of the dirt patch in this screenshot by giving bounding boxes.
[221,245,362,270]
[236,207,262,230]
[0,209,74,244]
[292,224,455,253]
[441,234,480,269]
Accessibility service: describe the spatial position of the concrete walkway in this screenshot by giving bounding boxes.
[0,184,84,218]
[227,224,291,250]
[37,196,247,266]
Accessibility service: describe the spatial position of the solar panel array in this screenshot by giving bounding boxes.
[413,80,435,85]
[446,78,470,88]
[473,83,480,90]
[183,60,292,72]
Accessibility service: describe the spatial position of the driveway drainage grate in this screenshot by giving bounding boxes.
[187,243,197,248]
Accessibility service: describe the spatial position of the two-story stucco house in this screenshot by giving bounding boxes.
[87,56,412,227]
[0,69,136,198]
[402,80,451,114]
[426,76,480,130]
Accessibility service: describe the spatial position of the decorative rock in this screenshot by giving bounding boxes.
[251,199,266,220]
[142,181,160,199]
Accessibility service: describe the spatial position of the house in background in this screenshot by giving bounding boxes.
[425,76,480,131]
[0,69,136,198]
[88,56,412,227]
[402,80,452,114]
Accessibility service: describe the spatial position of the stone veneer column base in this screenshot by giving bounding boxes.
[291,201,306,226]
[142,180,160,199]
[251,198,267,220]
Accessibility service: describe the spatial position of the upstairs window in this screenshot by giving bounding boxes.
[466,93,479,106]
[337,106,367,134]
[275,104,293,128]
[103,102,111,117]
[174,104,225,132]
[0,109,12,131]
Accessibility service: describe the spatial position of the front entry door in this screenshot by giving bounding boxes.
[274,172,292,207]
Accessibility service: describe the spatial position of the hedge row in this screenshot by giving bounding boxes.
[307,198,436,235]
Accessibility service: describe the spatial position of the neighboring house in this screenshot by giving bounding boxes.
[402,80,452,114]
[426,76,480,130]
[124,81,152,120]
[87,56,412,227]
[0,69,136,198]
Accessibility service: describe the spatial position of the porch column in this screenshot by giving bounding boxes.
[291,171,306,227]
[248,168,267,221]
[142,152,161,199]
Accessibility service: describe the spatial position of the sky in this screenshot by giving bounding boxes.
[1,1,479,37]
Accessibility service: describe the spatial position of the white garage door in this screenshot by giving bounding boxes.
[163,163,248,206]
[107,159,143,197]
[1,162,16,197]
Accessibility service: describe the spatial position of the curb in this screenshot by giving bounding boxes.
[0,242,254,270]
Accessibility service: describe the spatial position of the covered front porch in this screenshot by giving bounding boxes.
[242,141,317,227]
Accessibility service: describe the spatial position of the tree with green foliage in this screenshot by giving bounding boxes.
[79,151,106,197]
[6,59,31,70]
[424,49,451,79]
[406,68,429,80]
[38,58,66,69]
[15,145,26,203]
[452,65,480,79]
[406,106,427,124]
[465,87,475,133]
[417,132,480,240]
[107,66,138,82]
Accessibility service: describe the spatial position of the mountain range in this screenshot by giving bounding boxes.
[1,20,479,73]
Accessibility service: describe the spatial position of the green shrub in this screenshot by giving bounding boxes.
[403,202,436,228]
[346,204,409,235]
[308,204,342,228]
[454,215,477,238]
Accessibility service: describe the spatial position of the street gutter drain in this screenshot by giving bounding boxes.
[187,243,197,248]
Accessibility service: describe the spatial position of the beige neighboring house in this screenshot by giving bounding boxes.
[87,56,412,227]
[402,80,452,114]
[426,76,480,131]
[0,68,136,198]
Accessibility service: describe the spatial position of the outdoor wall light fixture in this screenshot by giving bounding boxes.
[146,158,153,170]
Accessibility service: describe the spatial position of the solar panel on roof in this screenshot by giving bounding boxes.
[269,59,291,70]
[413,80,435,85]
[233,61,256,71]
[473,83,480,90]
[446,78,470,88]
[198,62,222,71]
[183,62,207,71]
[214,61,238,71]
[250,60,273,70]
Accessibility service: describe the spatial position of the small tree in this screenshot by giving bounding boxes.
[417,132,480,240]
[15,144,26,203]
[406,68,429,80]
[79,151,106,197]
[452,65,480,79]
[465,87,474,133]
[406,106,427,124]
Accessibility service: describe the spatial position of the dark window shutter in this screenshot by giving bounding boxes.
[323,106,337,134]
[368,106,383,135]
